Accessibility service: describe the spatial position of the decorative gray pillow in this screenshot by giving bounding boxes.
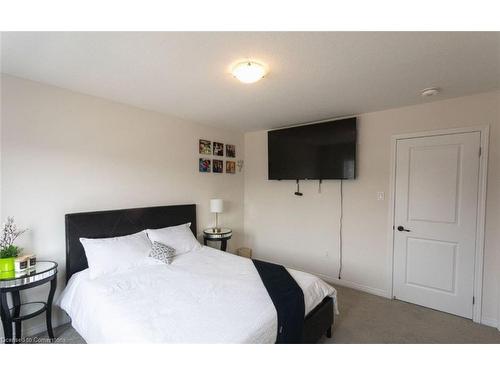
[149,241,176,264]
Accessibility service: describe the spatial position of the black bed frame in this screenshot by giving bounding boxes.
[65,204,333,343]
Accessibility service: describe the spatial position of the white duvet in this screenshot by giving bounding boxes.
[58,246,337,343]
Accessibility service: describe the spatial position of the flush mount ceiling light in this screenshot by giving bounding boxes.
[421,87,441,97]
[231,60,267,84]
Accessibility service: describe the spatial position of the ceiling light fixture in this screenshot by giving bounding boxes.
[231,60,267,84]
[421,87,440,97]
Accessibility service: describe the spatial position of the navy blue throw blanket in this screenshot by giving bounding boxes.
[252,259,305,344]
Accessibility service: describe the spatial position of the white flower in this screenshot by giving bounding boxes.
[0,217,26,249]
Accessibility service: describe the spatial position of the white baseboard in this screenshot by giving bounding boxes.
[480,316,499,330]
[251,256,500,331]
[5,257,496,340]
[325,277,392,299]
[252,256,391,299]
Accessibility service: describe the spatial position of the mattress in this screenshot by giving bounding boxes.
[58,246,338,343]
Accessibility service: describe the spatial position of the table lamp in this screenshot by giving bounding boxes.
[210,199,224,233]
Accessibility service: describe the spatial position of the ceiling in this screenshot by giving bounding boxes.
[1,32,499,132]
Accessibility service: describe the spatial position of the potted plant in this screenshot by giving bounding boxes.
[0,217,26,273]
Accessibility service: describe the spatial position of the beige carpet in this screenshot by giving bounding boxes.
[319,285,500,344]
[34,285,500,344]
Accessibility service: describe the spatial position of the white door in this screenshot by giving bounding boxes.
[393,131,480,318]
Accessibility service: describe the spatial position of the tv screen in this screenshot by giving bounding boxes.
[268,117,356,180]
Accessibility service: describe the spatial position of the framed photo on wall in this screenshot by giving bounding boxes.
[226,161,235,174]
[199,139,211,155]
[199,158,211,172]
[213,142,224,156]
[226,144,236,158]
[213,159,223,173]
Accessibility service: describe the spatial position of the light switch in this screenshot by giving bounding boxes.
[377,192,385,201]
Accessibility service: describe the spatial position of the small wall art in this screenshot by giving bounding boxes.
[199,158,211,172]
[199,139,212,155]
[226,161,236,174]
[213,142,224,156]
[226,144,236,158]
[213,159,223,173]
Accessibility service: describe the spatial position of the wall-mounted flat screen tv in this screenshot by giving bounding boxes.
[268,117,357,180]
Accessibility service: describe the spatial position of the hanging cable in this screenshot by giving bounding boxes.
[338,179,343,279]
[294,179,303,196]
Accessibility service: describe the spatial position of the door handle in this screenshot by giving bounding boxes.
[397,226,410,232]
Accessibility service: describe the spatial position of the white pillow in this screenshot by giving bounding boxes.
[80,230,152,280]
[146,223,202,255]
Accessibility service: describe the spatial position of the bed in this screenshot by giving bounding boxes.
[59,204,337,343]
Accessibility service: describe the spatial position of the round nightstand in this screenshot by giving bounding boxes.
[203,228,232,251]
[0,261,58,344]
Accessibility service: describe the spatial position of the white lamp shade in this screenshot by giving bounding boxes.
[210,199,224,213]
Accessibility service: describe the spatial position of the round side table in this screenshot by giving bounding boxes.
[0,261,58,344]
[203,228,232,251]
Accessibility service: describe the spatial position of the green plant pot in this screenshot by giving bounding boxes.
[0,270,14,280]
[0,257,15,273]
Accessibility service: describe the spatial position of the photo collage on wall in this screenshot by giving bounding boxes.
[199,139,236,174]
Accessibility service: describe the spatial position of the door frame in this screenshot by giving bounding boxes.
[387,125,489,324]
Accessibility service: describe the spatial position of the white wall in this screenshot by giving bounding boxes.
[0,75,245,336]
[244,91,500,327]
[2,73,499,340]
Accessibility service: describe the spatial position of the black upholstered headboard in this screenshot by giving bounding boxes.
[65,204,197,283]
